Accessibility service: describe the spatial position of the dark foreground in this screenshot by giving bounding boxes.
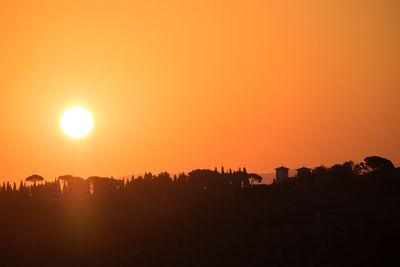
[0,164,399,266]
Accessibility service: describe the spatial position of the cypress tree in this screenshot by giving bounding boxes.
[19,180,24,191]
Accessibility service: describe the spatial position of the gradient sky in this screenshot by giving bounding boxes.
[1,0,399,181]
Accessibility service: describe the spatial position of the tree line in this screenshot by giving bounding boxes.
[0,167,263,200]
[0,155,398,266]
[0,155,396,202]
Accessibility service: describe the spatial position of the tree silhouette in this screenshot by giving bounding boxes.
[87,176,121,196]
[248,173,263,185]
[25,174,44,186]
[312,165,329,176]
[58,175,89,197]
[363,156,395,172]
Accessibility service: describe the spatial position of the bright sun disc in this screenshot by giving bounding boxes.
[61,106,93,138]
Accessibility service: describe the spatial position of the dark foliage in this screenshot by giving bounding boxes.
[363,156,395,172]
[0,158,399,266]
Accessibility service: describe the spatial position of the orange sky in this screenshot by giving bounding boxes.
[1,0,399,181]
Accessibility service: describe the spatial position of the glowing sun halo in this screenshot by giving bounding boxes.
[61,106,93,138]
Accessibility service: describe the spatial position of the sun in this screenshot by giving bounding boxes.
[61,106,93,138]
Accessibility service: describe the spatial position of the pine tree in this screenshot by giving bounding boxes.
[19,180,24,191]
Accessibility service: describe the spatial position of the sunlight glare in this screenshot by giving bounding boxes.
[61,106,93,138]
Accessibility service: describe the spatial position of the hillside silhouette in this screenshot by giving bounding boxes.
[0,156,399,266]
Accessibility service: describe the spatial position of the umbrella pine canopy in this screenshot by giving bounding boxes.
[25,174,44,184]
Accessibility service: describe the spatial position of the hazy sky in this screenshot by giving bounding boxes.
[1,0,399,181]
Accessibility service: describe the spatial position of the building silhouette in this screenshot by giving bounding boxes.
[274,166,289,183]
